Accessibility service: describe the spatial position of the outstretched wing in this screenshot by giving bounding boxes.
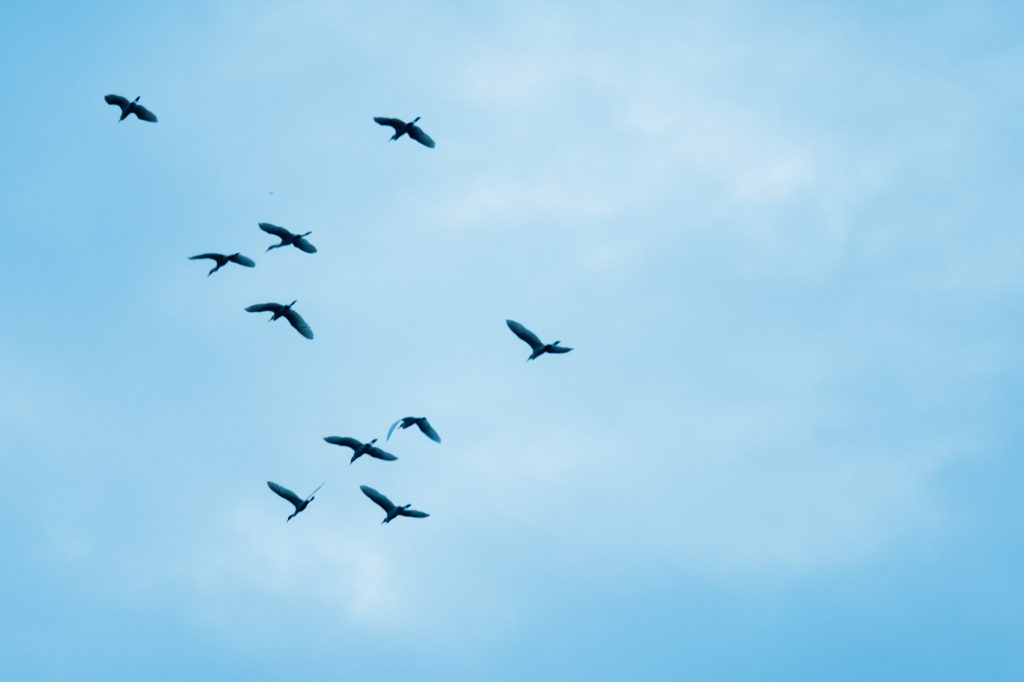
[386,418,405,441]
[366,445,398,461]
[189,253,223,262]
[294,237,317,254]
[259,222,293,239]
[506,319,544,351]
[415,418,441,443]
[399,508,430,518]
[408,125,435,148]
[246,302,284,314]
[229,253,256,267]
[104,94,129,111]
[132,104,158,122]
[360,485,396,513]
[373,116,405,132]
[282,308,314,339]
[324,436,363,450]
[547,345,573,354]
[267,481,303,508]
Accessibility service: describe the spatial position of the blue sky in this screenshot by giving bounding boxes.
[1,1,1022,679]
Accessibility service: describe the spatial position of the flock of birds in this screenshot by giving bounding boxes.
[106,93,573,526]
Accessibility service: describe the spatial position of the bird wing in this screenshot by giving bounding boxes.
[324,436,362,450]
[386,418,405,441]
[294,237,317,254]
[189,253,223,262]
[282,308,314,339]
[374,116,405,131]
[104,94,129,111]
[416,418,441,443]
[267,481,303,508]
[366,445,398,461]
[258,222,293,239]
[399,508,430,518]
[133,104,158,122]
[229,254,256,267]
[408,125,436,148]
[245,302,284,314]
[547,345,573,354]
[506,319,544,351]
[360,485,396,513]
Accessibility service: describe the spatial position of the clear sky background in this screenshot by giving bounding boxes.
[1,1,1022,679]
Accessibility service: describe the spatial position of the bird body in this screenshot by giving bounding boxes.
[387,416,441,443]
[506,319,573,360]
[267,480,324,522]
[259,222,317,253]
[373,116,435,148]
[360,485,429,524]
[323,436,397,464]
[188,252,255,276]
[245,300,314,339]
[104,94,158,122]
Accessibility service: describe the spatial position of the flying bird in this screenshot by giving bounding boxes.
[323,436,397,464]
[188,252,255,276]
[360,485,430,524]
[387,416,441,443]
[506,319,573,361]
[373,116,435,148]
[259,222,317,253]
[267,480,324,522]
[104,94,158,122]
[245,301,314,339]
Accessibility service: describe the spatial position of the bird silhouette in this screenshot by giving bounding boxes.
[323,436,397,464]
[104,94,158,122]
[267,481,324,522]
[245,301,314,339]
[360,485,430,524]
[373,116,435,148]
[259,222,317,253]
[188,252,255,276]
[506,319,573,361]
[387,416,441,443]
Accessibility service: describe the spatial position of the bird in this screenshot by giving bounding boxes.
[259,222,317,253]
[373,116,435,148]
[267,480,324,522]
[104,94,158,122]
[506,319,573,361]
[188,252,255,276]
[387,416,441,443]
[245,301,314,339]
[360,485,430,524]
[323,436,397,464]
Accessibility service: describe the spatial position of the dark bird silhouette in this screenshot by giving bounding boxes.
[506,319,573,361]
[259,222,317,253]
[373,116,435,148]
[104,94,158,122]
[387,417,441,443]
[245,301,314,339]
[360,485,429,524]
[323,436,397,464]
[267,480,324,522]
[188,252,255,276]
